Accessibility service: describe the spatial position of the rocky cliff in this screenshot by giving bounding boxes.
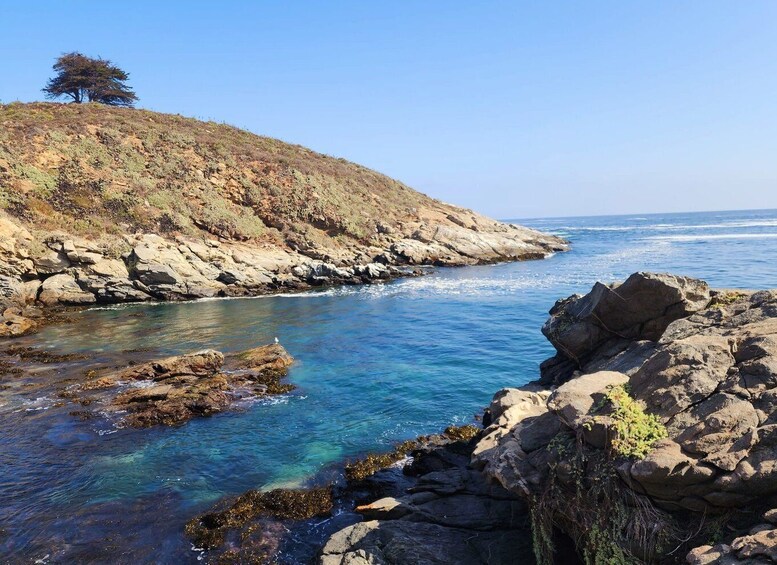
[0,102,566,336]
[321,273,777,564]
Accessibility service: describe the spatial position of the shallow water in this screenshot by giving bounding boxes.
[2,208,777,563]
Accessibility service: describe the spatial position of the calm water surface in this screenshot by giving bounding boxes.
[2,209,777,562]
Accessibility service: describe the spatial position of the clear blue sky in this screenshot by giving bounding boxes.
[2,1,777,218]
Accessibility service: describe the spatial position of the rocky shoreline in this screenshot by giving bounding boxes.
[0,213,567,338]
[305,272,777,564]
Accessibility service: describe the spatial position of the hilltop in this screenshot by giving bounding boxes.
[0,103,565,329]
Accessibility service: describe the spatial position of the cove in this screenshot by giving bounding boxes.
[2,208,777,562]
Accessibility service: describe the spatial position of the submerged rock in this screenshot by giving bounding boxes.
[186,487,334,551]
[73,344,294,427]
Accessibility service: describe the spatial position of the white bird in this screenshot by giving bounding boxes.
[274,337,279,344]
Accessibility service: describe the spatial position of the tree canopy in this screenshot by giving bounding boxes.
[42,52,138,107]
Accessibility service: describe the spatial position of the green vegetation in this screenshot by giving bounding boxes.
[42,52,137,106]
[531,432,716,565]
[708,291,747,309]
[603,384,667,459]
[0,102,435,250]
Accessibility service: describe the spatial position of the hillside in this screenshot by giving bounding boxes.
[0,103,566,327]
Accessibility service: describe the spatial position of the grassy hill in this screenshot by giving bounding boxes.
[0,102,452,252]
[0,102,566,323]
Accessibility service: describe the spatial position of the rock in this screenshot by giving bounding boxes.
[88,258,129,279]
[227,343,295,376]
[355,497,409,520]
[541,272,710,384]
[132,261,180,285]
[629,335,734,419]
[626,439,717,505]
[0,307,36,338]
[547,370,628,430]
[33,250,71,275]
[731,529,777,560]
[320,439,533,565]
[123,350,225,380]
[1,196,567,315]
[38,273,96,305]
[319,520,529,565]
[463,274,777,564]
[74,344,294,427]
[0,275,20,299]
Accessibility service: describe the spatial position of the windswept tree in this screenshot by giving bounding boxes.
[42,52,138,107]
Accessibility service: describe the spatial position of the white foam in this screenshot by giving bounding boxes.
[647,233,777,241]
[554,219,777,233]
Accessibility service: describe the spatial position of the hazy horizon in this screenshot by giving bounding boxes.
[505,206,777,221]
[3,1,777,218]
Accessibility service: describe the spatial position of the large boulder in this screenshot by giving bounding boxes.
[38,273,96,305]
[540,272,710,384]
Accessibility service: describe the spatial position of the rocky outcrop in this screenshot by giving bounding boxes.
[0,214,566,313]
[71,343,294,427]
[540,272,711,385]
[466,274,777,563]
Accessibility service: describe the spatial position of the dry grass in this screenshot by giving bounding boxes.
[0,102,434,248]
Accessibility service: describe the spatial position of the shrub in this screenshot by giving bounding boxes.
[604,385,667,459]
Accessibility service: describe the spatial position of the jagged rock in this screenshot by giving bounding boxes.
[540,272,710,384]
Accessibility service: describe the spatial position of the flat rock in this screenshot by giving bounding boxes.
[73,345,294,427]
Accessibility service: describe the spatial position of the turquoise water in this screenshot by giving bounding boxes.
[2,208,777,562]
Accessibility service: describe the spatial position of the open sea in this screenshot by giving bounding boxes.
[2,208,777,563]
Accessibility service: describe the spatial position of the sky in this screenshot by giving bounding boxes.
[2,1,777,219]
